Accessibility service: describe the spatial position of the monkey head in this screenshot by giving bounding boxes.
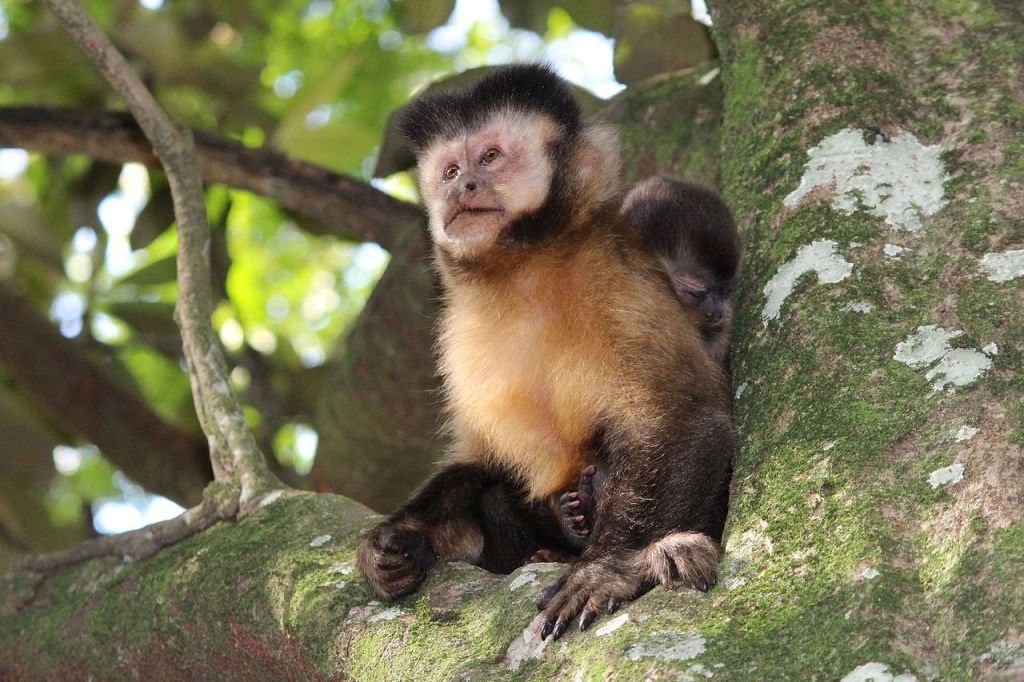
[400,64,622,262]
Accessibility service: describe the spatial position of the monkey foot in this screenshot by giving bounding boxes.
[559,465,602,547]
[537,532,723,640]
[636,531,723,593]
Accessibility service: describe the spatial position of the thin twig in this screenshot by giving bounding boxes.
[16,493,239,574]
[41,0,281,505]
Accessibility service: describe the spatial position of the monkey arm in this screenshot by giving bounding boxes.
[358,460,570,600]
[357,462,491,601]
[538,407,734,639]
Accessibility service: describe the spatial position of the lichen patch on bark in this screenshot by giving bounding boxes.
[783,129,948,231]
[761,239,853,325]
[980,248,1024,282]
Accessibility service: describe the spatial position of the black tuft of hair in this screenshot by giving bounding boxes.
[629,180,741,287]
[399,63,582,153]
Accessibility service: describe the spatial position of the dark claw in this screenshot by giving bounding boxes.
[550,617,569,640]
[540,618,555,640]
[607,597,621,612]
[579,610,596,631]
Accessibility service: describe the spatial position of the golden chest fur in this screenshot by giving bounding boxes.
[437,238,693,499]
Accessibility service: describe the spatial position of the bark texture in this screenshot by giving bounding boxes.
[3,0,1024,678]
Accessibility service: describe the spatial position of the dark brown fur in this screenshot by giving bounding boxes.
[622,176,741,372]
[357,64,736,639]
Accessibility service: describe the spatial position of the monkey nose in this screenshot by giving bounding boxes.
[464,181,477,191]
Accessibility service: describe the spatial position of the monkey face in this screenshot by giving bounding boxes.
[417,110,558,260]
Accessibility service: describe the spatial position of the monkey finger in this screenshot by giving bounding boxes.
[540,618,553,640]
[562,501,581,515]
[541,582,592,638]
[669,552,716,592]
[537,573,569,610]
[540,615,570,641]
[375,555,412,570]
[377,560,420,577]
[650,552,674,589]
[634,579,657,599]
[578,593,607,632]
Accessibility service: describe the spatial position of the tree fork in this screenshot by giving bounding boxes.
[14,0,287,578]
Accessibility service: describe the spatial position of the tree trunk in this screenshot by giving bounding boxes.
[4,1,1023,678]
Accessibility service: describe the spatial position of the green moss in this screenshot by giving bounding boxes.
[610,67,724,187]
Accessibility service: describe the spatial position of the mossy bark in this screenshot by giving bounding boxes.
[4,2,1023,678]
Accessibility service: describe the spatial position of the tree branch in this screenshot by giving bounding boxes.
[0,283,210,505]
[15,490,240,576]
[0,106,419,252]
[41,0,280,505]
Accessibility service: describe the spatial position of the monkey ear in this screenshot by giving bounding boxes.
[575,125,623,206]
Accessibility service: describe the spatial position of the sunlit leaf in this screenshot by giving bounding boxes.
[119,346,196,427]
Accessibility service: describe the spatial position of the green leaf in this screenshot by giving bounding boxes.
[120,255,177,287]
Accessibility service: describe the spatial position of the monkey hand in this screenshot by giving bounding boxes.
[536,532,723,640]
[357,522,435,601]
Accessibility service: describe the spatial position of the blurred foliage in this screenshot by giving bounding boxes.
[0,0,713,560]
[614,2,713,85]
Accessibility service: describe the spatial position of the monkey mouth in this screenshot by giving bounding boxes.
[445,206,503,229]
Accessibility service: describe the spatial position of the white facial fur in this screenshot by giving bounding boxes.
[417,109,557,260]
[573,124,622,210]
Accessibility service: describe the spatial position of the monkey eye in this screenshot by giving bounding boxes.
[479,148,501,165]
[443,164,460,182]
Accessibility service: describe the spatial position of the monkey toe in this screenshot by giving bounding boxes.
[578,465,596,497]
[528,548,573,564]
[536,572,569,611]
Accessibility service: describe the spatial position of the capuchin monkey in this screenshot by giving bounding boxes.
[622,177,741,372]
[357,63,737,641]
